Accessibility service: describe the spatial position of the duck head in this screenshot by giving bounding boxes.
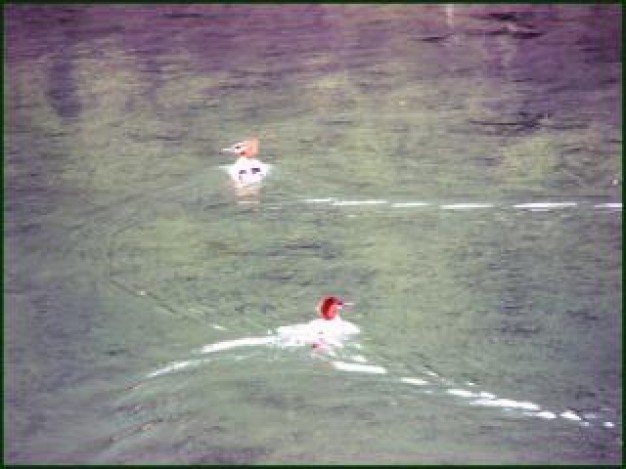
[222,137,259,158]
[317,296,353,320]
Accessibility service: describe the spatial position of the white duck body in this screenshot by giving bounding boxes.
[274,316,360,348]
[226,156,271,186]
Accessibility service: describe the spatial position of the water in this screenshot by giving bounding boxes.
[4,4,621,464]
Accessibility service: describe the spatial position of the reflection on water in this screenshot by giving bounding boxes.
[5,4,621,464]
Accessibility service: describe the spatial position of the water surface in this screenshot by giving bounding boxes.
[4,4,621,464]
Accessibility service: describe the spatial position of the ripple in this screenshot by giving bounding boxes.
[526,410,558,420]
[559,410,583,422]
[295,198,621,215]
[303,198,336,204]
[199,337,276,354]
[146,358,208,378]
[470,397,540,411]
[331,361,388,374]
[332,200,389,206]
[440,203,495,210]
[512,202,577,211]
[447,388,479,398]
[390,202,431,208]
[399,377,429,386]
[593,202,622,209]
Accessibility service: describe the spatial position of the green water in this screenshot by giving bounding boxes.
[5,5,621,464]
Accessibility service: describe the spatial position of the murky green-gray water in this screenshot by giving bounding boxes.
[5,5,621,464]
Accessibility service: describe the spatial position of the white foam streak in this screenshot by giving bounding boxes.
[521,410,557,419]
[303,198,335,203]
[200,336,276,354]
[391,202,430,208]
[440,203,494,210]
[471,397,540,411]
[513,202,577,210]
[447,388,479,398]
[299,197,622,217]
[332,200,388,206]
[332,361,388,374]
[400,377,429,386]
[594,202,622,209]
[348,354,368,363]
[560,410,583,421]
[146,359,203,378]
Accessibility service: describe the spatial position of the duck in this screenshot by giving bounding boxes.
[221,137,271,187]
[275,296,360,350]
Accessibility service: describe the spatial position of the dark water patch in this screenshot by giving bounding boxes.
[411,34,452,43]
[47,52,82,120]
[566,309,600,323]
[480,12,537,24]
[162,12,205,20]
[498,321,542,338]
[64,25,126,41]
[482,27,543,40]
[468,112,545,131]
[182,444,271,465]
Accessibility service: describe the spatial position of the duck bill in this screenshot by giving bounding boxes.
[221,146,238,154]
